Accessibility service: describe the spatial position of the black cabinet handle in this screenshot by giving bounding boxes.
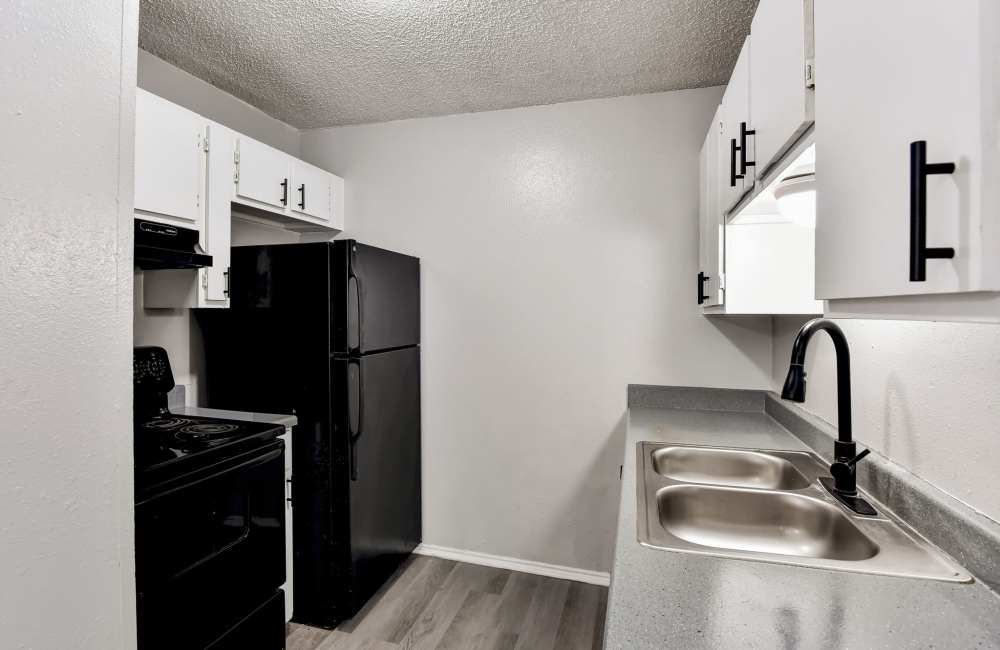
[280,178,288,206]
[297,183,306,210]
[729,138,743,188]
[697,271,710,305]
[909,140,955,281]
[739,122,755,176]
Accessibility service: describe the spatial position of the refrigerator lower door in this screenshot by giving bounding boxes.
[340,345,422,613]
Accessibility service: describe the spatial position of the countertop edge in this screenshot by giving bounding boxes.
[174,405,298,428]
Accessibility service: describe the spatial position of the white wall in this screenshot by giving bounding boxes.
[138,49,300,156]
[301,89,774,572]
[134,52,303,400]
[772,316,1000,523]
[0,1,138,648]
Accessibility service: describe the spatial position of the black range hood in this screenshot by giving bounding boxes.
[134,219,213,270]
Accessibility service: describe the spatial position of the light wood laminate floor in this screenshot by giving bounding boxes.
[286,556,607,650]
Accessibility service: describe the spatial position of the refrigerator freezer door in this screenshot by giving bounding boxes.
[334,241,420,355]
[337,346,422,612]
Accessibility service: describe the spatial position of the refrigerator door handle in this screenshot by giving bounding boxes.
[348,358,364,481]
[348,247,363,355]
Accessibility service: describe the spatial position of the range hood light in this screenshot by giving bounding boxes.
[773,163,816,227]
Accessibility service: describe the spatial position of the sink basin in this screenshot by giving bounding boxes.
[636,442,970,582]
[652,446,811,490]
[657,484,878,560]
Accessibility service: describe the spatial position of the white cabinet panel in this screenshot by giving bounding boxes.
[718,38,754,214]
[204,123,233,303]
[280,426,294,622]
[330,174,345,231]
[290,159,332,222]
[235,137,291,211]
[699,105,724,307]
[814,0,1000,300]
[725,223,823,315]
[134,89,205,229]
[749,0,814,177]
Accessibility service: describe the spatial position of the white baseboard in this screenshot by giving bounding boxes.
[413,543,610,587]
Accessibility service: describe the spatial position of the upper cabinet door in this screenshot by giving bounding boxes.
[235,137,291,211]
[749,0,814,177]
[699,105,724,307]
[814,0,1000,300]
[290,159,332,222]
[134,89,205,229]
[204,123,233,303]
[718,37,754,214]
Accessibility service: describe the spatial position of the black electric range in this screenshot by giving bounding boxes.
[135,412,285,494]
[134,346,286,650]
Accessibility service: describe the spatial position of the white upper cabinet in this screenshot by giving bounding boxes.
[749,0,814,177]
[234,135,346,231]
[234,137,292,211]
[134,89,206,230]
[290,159,332,223]
[143,121,233,309]
[814,0,1000,301]
[718,37,754,214]
[137,90,347,310]
[698,105,724,308]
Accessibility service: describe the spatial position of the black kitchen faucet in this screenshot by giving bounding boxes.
[780,318,877,516]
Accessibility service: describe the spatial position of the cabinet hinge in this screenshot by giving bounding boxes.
[804,58,816,89]
[201,270,209,289]
[202,131,210,153]
[719,273,726,291]
[233,148,240,184]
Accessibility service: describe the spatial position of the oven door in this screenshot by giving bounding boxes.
[136,440,285,650]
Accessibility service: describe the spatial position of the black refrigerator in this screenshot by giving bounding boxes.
[196,240,421,628]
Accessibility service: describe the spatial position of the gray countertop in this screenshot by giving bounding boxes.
[605,394,1000,649]
[175,405,297,428]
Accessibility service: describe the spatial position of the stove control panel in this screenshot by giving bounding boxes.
[134,346,175,395]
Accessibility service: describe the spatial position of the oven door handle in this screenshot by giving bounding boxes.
[139,443,283,502]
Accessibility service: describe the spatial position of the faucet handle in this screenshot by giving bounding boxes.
[846,448,870,467]
[830,448,870,483]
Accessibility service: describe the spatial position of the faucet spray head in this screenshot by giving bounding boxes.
[781,364,807,402]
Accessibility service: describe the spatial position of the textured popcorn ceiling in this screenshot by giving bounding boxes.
[139,0,757,128]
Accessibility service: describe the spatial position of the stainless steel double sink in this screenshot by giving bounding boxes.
[637,442,970,582]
